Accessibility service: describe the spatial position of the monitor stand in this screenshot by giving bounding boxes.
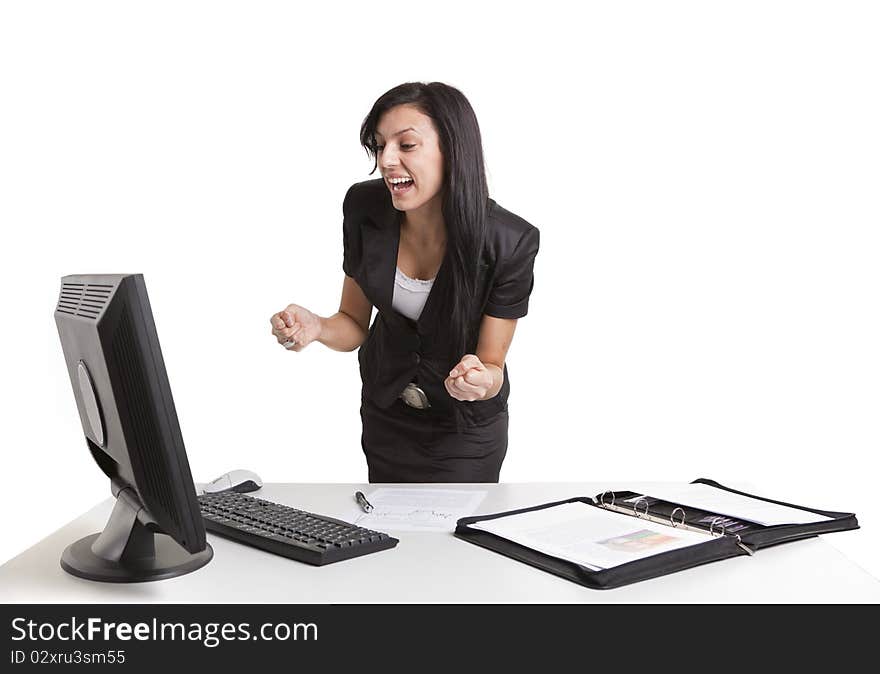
[61,488,213,583]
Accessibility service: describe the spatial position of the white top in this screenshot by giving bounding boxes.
[392,267,435,321]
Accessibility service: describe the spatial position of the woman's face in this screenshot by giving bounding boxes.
[375,104,445,213]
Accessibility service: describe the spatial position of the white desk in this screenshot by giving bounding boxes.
[2,482,878,603]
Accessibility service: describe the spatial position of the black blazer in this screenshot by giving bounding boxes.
[342,178,540,426]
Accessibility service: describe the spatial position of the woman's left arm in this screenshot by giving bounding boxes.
[445,315,517,402]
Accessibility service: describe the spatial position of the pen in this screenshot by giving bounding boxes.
[355,491,374,513]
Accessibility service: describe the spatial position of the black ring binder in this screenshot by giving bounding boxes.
[454,479,859,589]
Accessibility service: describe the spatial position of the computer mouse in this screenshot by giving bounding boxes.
[203,469,263,494]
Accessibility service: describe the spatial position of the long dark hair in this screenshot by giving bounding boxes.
[359,82,489,375]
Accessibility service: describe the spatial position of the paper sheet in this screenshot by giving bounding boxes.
[622,484,833,526]
[347,488,488,532]
[470,502,711,570]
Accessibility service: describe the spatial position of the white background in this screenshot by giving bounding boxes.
[1,1,878,586]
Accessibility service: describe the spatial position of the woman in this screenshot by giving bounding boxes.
[270,82,539,483]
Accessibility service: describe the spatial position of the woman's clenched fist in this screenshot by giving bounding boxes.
[269,304,322,352]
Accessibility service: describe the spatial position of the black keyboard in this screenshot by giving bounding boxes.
[198,491,398,565]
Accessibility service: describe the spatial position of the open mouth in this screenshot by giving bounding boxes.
[389,178,414,193]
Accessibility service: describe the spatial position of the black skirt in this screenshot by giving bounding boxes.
[360,396,509,483]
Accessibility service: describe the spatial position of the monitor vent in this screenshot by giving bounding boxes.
[110,305,180,532]
[56,283,114,319]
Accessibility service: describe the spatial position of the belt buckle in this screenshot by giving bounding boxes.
[400,383,431,409]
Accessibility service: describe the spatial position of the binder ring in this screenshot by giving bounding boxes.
[600,491,615,507]
[633,497,650,518]
[670,507,686,528]
[709,517,727,537]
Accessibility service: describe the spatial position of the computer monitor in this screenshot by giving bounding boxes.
[54,273,212,582]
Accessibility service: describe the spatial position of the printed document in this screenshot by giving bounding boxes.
[470,502,710,570]
[348,488,488,532]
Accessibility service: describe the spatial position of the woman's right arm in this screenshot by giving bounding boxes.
[270,275,373,353]
[318,275,373,352]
